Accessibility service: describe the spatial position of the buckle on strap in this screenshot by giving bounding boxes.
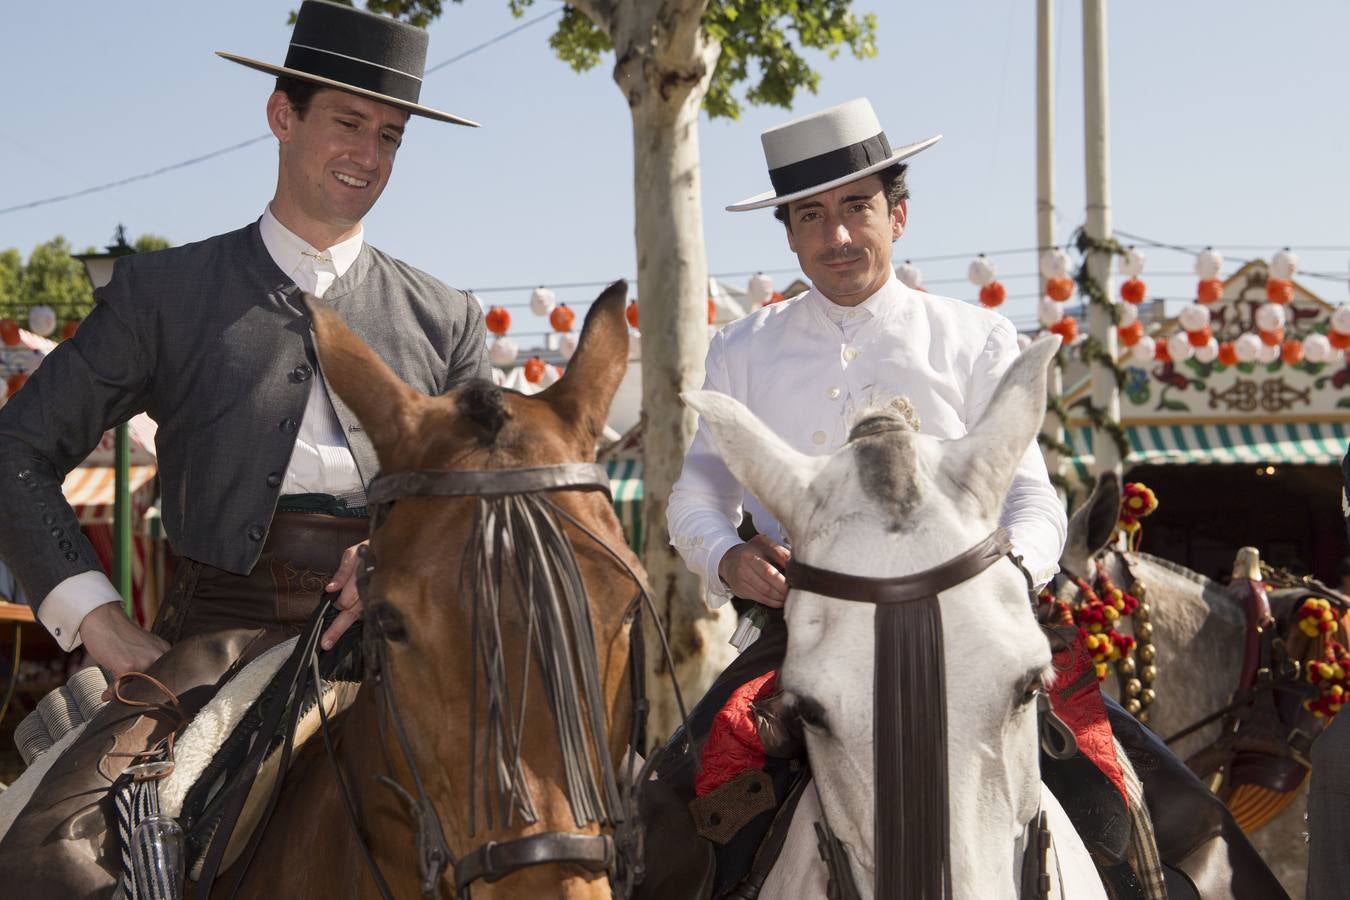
[455,832,615,892]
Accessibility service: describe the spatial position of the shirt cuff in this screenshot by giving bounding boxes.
[37,571,124,652]
[702,534,743,609]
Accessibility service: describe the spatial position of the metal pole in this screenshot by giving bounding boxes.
[114,422,132,615]
[1036,0,1067,501]
[1083,0,1121,476]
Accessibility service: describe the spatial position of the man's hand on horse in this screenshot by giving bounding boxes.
[322,540,369,651]
[718,535,791,608]
[81,602,171,700]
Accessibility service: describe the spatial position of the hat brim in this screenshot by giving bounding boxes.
[726,134,942,212]
[217,51,480,128]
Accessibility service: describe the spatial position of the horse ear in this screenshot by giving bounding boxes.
[305,294,421,465]
[1062,472,1121,574]
[682,390,827,538]
[542,280,629,447]
[942,335,1060,520]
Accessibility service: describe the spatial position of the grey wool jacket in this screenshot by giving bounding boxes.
[0,221,490,613]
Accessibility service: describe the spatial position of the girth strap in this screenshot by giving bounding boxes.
[454,832,614,893]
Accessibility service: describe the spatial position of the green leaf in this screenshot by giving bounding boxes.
[1266,360,1283,374]
[1337,397,1350,409]
[1160,398,1190,412]
[1237,362,1255,374]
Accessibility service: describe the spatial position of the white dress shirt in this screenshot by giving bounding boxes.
[667,271,1067,609]
[38,208,365,650]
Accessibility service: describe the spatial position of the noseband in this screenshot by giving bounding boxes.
[786,529,1054,899]
[341,461,669,899]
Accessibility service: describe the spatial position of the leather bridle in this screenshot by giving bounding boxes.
[786,528,1056,899]
[337,460,682,899]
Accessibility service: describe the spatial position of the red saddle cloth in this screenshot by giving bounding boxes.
[696,670,779,797]
[1051,631,1130,807]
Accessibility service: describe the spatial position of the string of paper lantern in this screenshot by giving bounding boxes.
[1040,248,1075,302]
[746,272,774,309]
[968,254,1006,308]
[529,286,556,317]
[484,305,519,366]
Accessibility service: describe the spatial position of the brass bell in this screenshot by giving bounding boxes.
[1118,657,1137,676]
[1137,622,1153,640]
[1142,665,1157,683]
[1125,678,1142,697]
[1125,698,1142,715]
[1136,603,1151,620]
[1138,710,1150,724]
[1139,644,1156,663]
[1141,688,1156,705]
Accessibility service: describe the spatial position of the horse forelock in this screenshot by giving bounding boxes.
[850,433,922,533]
[457,379,511,445]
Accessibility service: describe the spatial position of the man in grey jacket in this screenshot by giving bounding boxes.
[0,4,488,888]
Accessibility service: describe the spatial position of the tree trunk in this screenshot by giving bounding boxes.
[610,7,736,741]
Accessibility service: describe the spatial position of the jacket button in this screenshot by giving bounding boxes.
[812,430,827,445]
[279,417,299,435]
[50,527,63,538]
[292,364,313,383]
[266,472,282,489]
[58,539,72,551]
[247,525,265,542]
[64,552,78,562]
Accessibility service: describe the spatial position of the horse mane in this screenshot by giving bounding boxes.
[1122,551,1219,591]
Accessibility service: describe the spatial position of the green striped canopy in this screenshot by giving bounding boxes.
[605,457,644,553]
[1063,421,1350,482]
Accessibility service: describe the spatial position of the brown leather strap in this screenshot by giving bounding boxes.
[454,832,614,892]
[784,529,1011,605]
[368,463,612,505]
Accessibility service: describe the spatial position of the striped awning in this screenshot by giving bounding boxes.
[61,465,158,527]
[605,457,643,553]
[1063,422,1350,481]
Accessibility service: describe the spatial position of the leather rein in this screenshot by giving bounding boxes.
[336,461,682,899]
[785,528,1056,899]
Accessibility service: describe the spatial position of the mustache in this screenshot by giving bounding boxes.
[815,250,860,265]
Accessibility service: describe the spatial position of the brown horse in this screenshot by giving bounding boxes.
[230,281,643,898]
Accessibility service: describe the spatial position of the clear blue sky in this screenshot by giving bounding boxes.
[2,1,1347,339]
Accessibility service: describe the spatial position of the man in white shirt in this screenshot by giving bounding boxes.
[667,98,1066,710]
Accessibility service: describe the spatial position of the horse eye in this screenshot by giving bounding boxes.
[371,601,408,643]
[1018,676,1043,708]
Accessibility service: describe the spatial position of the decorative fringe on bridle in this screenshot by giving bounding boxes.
[461,491,624,835]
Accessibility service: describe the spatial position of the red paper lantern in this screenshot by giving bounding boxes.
[1258,327,1284,347]
[1329,330,1350,351]
[766,291,785,304]
[0,318,19,347]
[523,356,546,384]
[1265,279,1295,305]
[1155,340,1172,363]
[6,372,27,395]
[1217,342,1239,366]
[1118,321,1144,347]
[626,301,639,329]
[549,303,575,333]
[1281,339,1304,365]
[979,281,1007,308]
[1120,278,1147,304]
[1046,276,1074,302]
[1197,279,1223,304]
[1048,316,1078,343]
[1187,326,1212,348]
[707,297,717,324]
[61,319,81,340]
[485,306,511,336]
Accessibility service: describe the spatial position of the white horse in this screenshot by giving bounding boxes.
[683,336,1107,899]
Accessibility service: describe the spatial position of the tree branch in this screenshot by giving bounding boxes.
[566,0,615,31]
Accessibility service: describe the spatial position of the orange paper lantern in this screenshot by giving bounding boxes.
[485,306,511,336]
[0,318,19,347]
[1217,342,1239,366]
[979,281,1007,308]
[1118,321,1145,347]
[1048,316,1078,343]
[1197,279,1223,304]
[1329,329,1350,351]
[1265,279,1295,305]
[1187,326,1212,348]
[1259,327,1284,347]
[707,297,717,324]
[1155,340,1172,363]
[626,301,639,329]
[549,303,575,333]
[523,356,546,384]
[1281,339,1304,365]
[1046,276,1074,302]
[61,319,81,340]
[766,291,785,304]
[6,372,27,395]
[1120,278,1147,304]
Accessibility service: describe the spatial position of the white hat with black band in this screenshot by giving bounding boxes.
[727,98,940,212]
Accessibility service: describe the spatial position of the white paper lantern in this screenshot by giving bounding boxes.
[1270,248,1298,281]
[1039,248,1071,280]
[1119,247,1147,278]
[1257,342,1280,364]
[896,261,924,290]
[529,286,557,317]
[27,305,56,337]
[1129,336,1157,365]
[1166,332,1194,362]
[1037,297,1066,327]
[1016,333,1033,351]
[490,366,507,386]
[967,254,997,287]
[1332,305,1350,335]
[1254,302,1287,333]
[1194,338,1220,364]
[1178,303,1211,333]
[1117,302,1139,327]
[1234,332,1262,363]
[559,331,579,360]
[540,363,562,387]
[1303,332,1334,364]
[746,272,774,308]
[488,335,519,367]
[628,328,641,361]
[1194,247,1224,280]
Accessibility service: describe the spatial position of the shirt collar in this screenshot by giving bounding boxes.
[813,268,903,322]
[259,206,364,280]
